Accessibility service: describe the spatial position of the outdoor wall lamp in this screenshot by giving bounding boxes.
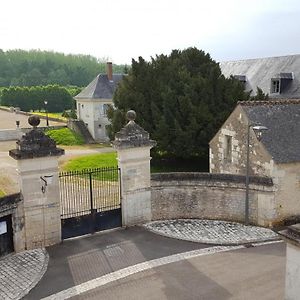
[40,175,54,193]
[245,123,268,225]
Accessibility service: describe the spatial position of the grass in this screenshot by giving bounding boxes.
[0,189,5,197]
[62,152,118,171]
[46,128,84,145]
[32,112,67,122]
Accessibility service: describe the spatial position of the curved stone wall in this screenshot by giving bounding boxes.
[151,173,275,226]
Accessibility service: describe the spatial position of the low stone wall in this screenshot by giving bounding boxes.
[0,129,24,141]
[151,173,275,227]
[0,126,66,141]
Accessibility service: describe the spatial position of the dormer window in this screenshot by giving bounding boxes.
[271,79,280,94]
[234,75,246,83]
[271,72,293,94]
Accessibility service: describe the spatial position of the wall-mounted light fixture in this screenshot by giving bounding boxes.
[40,175,54,193]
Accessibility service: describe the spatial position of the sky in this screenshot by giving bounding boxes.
[1,0,300,64]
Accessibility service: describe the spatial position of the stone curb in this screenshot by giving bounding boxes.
[21,249,49,299]
[0,248,49,300]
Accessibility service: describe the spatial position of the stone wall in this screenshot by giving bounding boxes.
[151,173,275,226]
[209,105,272,177]
[273,162,300,223]
[0,193,25,252]
[0,126,66,141]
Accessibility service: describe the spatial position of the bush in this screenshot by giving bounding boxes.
[45,128,84,145]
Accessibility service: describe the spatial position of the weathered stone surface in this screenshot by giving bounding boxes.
[115,111,156,226]
[9,129,64,159]
[151,172,275,227]
[113,112,156,149]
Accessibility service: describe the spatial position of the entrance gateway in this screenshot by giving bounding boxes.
[59,167,121,239]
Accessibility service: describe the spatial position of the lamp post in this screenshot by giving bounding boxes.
[44,100,49,126]
[245,124,268,225]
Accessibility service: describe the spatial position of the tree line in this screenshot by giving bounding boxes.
[0,85,81,112]
[0,49,126,87]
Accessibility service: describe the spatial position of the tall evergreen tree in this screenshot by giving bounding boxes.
[108,47,248,160]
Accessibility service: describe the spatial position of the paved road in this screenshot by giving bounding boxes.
[25,227,209,299]
[25,227,286,300]
[0,109,64,129]
[72,242,285,300]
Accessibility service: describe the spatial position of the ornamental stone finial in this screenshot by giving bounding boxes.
[9,116,64,160]
[112,110,156,149]
[126,110,136,122]
[28,115,40,128]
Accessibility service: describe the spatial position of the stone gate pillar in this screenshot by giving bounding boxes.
[113,110,156,226]
[9,116,64,250]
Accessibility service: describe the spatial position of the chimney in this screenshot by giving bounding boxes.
[107,62,113,81]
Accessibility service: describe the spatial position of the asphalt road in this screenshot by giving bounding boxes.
[0,109,64,129]
[25,227,285,300]
[76,242,285,300]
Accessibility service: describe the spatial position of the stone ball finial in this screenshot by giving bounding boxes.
[28,115,40,128]
[126,110,136,122]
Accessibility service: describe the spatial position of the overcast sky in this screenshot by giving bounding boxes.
[1,0,300,64]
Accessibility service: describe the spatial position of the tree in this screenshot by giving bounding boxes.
[250,87,269,100]
[0,49,126,87]
[109,47,248,160]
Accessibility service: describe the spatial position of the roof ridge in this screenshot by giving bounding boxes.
[238,99,300,106]
[220,53,300,64]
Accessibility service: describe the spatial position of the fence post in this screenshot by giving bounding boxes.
[9,116,64,250]
[113,110,156,226]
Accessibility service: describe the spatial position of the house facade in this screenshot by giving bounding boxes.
[220,54,300,98]
[209,99,300,226]
[74,62,123,141]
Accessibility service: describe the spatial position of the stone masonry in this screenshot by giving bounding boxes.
[151,173,275,227]
[9,116,64,250]
[113,110,156,226]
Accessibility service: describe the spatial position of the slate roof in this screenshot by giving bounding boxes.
[74,74,123,100]
[220,54,300,98]
[239,99,300,163]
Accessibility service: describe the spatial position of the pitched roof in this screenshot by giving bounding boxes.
[239,99,300,163]
[74,74,123,100]
[220,54,300,98]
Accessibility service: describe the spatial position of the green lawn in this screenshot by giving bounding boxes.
[32,112,67,122]
[46,128,84,145]
[62,152,118,171]
[0,189,6,197]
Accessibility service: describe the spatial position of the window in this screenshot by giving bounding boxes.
[103,104,110,116]
[271,79,280,94]
[224,135,232,162]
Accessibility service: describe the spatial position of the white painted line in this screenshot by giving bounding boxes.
[41,240,282,300]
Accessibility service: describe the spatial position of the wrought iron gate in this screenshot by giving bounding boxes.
[59,167,121,239]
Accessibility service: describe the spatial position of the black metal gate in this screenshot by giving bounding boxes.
[59,167,121,239]
[0,215,14,257]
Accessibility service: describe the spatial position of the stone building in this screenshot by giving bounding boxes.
[220,54,300,98]
[74,62,123,141]
[209,99,300,225]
